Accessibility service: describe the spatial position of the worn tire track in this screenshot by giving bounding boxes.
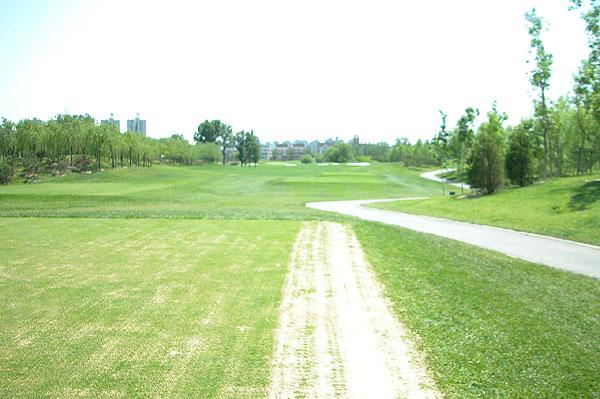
[269,222,440,399]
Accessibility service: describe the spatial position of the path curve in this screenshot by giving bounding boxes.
[306,199,600,279]
[421,169,471,190]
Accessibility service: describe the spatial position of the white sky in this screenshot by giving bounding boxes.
[0,0,589,144]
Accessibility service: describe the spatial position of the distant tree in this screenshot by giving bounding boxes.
[218,124,233,165]
[453,107,479,181]
[235,131,248,166]
[300,154,313,164]
[194,120,221,143]
[433,110,450,166]
[0,118,16,162]
[468,132,504,195]
[526,8,554,178]
[324,142,354,163]
[506,123,536,186]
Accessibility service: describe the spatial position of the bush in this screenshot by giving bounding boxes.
[73,156,93,172]
[45,160,69,176]
[0,161,15,184]
[356,155,372,162]
[23,154,40,175]
[300,154,313,164]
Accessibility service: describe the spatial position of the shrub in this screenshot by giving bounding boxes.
[0,161,15,184]
[73,156,93,172]
[300,154,313,164]
[23,154,40,175]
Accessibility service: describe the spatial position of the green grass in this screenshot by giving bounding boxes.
[1,162,599,397]
[0,218,300,398]
[0,163,440,220]
[354,221,600,398]
[372,173,600,245]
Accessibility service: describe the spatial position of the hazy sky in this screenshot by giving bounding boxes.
[0,0,589,144]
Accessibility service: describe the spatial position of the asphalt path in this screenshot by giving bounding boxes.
[421,169,471,190]
[306,199,600,279]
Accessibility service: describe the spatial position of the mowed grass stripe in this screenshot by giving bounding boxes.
[0,218,300,398]
[0,163,441,220]
[354,221,600,398]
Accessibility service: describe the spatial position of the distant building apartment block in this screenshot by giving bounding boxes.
[127,115,146,135]
[101,116,120,130]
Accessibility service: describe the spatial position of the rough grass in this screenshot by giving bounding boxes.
[0,218,300,398]
[0,163,440,220]
[354,221,600,398]
[372,173,600,245]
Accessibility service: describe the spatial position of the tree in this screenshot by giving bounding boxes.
[194,120,221,143]
[0,118,16,162]
[570,0,599,125]
[451,107,479,191]
[324,143,354,163]
[217,124,233,165]
[506,122,536,186]
[478,103,508,154]
[468,132,504,195]
[526,8,554,179]
[246,130,260,166]
[433,110,450,165]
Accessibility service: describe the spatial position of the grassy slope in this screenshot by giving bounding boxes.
[0,163,440,220]
[354,221,600,398]
[0,218,300,398]
[372,174,600,245]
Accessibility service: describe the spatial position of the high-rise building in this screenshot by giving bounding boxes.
[101,113,120,130]
[127,114,146,135]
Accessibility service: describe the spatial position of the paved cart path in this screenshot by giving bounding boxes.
[420,169,471,189]
[306,199,600,279]
[269,222,440,399]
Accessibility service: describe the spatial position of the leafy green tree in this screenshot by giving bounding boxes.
[572,58,599,173]
[194,120,221,143]
[324,142,354,163]
[234,131,247,166]
[570,1,599,125]
[468,132,504,195]
[246,130,260,166]
[0,118,16,162]
[218,124,233,165]
[526,8,554,178]
[433,110,450,166]
[452,107,479,181]
[506,122,536,186]
[478,103,508,155]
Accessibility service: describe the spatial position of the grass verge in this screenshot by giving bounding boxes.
[354,221,600,398]
[372,173,600,245]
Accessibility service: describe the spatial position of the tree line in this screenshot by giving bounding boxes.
[194,120,260,167]
[432,2,599,195]
[0,115,261,184]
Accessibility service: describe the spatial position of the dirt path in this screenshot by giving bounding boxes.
[269,222,440,399]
